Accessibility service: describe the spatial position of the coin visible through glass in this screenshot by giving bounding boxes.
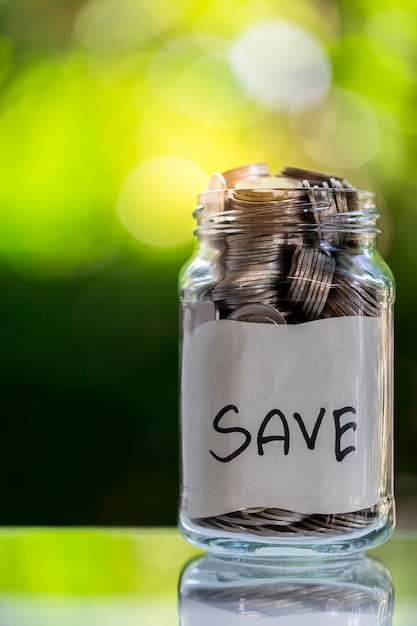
[187,163,386,542]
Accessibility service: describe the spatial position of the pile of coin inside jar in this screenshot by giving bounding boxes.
[196,162,380,325]
[192,163,382,538]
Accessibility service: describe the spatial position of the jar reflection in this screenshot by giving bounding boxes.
[179,554,394,625]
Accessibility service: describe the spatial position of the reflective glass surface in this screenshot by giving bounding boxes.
[0,529,415,625]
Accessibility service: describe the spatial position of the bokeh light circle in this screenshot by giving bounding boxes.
[290,87,380,169]
[366,10,417,59]
[229,20,332,112]
[117,156,209,249]
[74,0,175,51]
[174,52,264,129]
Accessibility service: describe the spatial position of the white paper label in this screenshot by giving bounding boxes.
[181,315,382,518]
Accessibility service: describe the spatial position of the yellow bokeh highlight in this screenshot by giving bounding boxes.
[117,156,209,248]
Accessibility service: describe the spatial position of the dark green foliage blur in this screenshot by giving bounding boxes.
[0,250,185,524]
[0,0,417,524]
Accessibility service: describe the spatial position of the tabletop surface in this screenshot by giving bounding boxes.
[0,528,415,625]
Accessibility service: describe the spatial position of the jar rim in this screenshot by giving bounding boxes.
[197,186,376,194]
[194,188,380,236]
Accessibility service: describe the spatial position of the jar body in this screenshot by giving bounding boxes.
[179,187,395,557]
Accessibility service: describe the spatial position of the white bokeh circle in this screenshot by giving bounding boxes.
[229,20,332,111]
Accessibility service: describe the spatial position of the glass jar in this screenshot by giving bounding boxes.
[179,166,395,558]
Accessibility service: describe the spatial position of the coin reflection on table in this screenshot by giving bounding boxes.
[179,553,394,625]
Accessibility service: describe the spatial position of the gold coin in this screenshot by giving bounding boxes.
[234,175,301,190]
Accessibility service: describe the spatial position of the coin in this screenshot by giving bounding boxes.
[195,505,377,537]
[222,162,270,188]
[208,171,227,190]
[280,165,353,189]
[228,303,287,324]
[235,175,302,190]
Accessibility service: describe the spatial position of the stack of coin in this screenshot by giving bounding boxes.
[211,230,296,320]
[207,167,315,320]
[197,163,381,325]
[324,272,380,318]
[280,165,354,190]
[195,505,377,538]
[279,165,359,217]
[287,246,336,321]
[228,182,310,223]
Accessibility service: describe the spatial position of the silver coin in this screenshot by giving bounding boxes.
[280,165,354,189]
[331,177,349,213]
[309,254,336,319]
[302,252,327,319]
[195,505,377,537]
[303,180,337,223]
[228,303,287,324]
[333,271,379,313]
[287,248,316,304]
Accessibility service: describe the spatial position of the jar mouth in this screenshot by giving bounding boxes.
[194,188,380,236]
[197,187,376,197]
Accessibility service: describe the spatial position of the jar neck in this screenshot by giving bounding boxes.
[194,188,380,250]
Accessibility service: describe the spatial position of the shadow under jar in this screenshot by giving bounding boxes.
[179,179,395,558]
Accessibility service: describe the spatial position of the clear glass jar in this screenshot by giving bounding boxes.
[179,169,395,558]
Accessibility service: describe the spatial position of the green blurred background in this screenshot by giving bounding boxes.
[0,0,416,526]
